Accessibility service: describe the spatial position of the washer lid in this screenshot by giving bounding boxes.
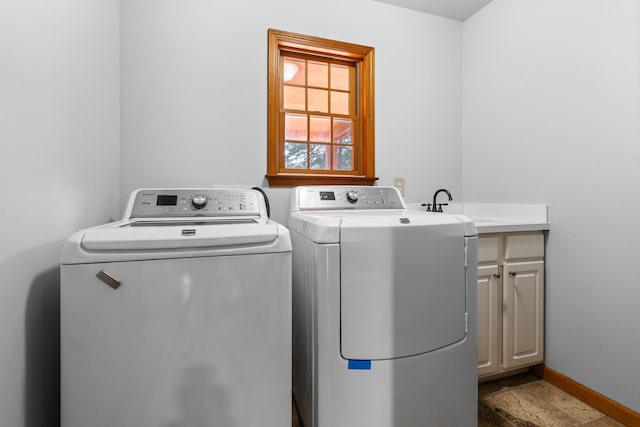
[340,216,468,360]
[81,219,278,251]
[61,218,291,264]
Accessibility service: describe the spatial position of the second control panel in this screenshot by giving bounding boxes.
[297,186,405,210]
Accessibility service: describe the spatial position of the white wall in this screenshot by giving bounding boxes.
[120,0,463,224]
[0,1,120,425]
[463,0,640,412]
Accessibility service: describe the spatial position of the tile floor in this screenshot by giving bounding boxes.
[292,373,626,426]
[478,373,625,426]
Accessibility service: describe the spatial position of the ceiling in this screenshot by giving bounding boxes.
[373,0,493,21]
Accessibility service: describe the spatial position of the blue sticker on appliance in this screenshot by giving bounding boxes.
[348,359,371,370]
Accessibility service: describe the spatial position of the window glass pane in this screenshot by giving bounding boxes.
[330,91,349,115]
[330,64,349,91]
[308,62,328,88]
[310,144,329,170]
[285,142,308,169]
[283,58,305,85]
[283,85,305,111]
[333,119,352,144]
[333,145,353,170]
[310,116,331,142]
[284,114,307,141]
[308,89,328,113]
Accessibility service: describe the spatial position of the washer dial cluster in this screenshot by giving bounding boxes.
[346,191,359,204]
[191,194,208,209]
[299,186,405,210]
[129,189,262,218]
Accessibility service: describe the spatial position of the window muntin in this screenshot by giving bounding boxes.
[281,54,356,173]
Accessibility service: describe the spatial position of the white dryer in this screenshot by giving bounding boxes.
[60,188,291,427]
[288,186,478,427]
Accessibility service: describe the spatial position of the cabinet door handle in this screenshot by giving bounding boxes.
[509,271,517,277]
[492,273,501,279]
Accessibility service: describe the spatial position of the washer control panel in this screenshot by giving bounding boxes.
[296,186,405,210]
[127,189,261,218]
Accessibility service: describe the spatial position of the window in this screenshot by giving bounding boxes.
[266,29,377,187]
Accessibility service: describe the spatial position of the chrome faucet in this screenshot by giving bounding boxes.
[432,188,452,212]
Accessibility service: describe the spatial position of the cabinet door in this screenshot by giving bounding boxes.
[478,265,500,376]
[502,260,544,370]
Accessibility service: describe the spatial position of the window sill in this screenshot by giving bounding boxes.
[265,174,378,187]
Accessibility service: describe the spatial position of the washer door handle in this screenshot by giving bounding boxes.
[96,270,121,289]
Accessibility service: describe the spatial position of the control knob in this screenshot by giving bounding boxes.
[191,194,208,209]
[346,191,359,204]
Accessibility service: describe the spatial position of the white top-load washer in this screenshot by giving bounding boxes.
[60,188,291,427]
[288,186,478,427]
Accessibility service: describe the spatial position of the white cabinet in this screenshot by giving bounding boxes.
[477,232,545,379]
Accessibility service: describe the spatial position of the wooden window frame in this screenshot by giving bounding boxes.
[266,29,377,187]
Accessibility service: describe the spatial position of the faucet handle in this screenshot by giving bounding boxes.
[421,203,432,212]
[437,203,448,212]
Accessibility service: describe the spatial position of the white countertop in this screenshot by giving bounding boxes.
[406,202,550,234]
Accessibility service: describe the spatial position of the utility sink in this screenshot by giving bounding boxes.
[407,202,550,233]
